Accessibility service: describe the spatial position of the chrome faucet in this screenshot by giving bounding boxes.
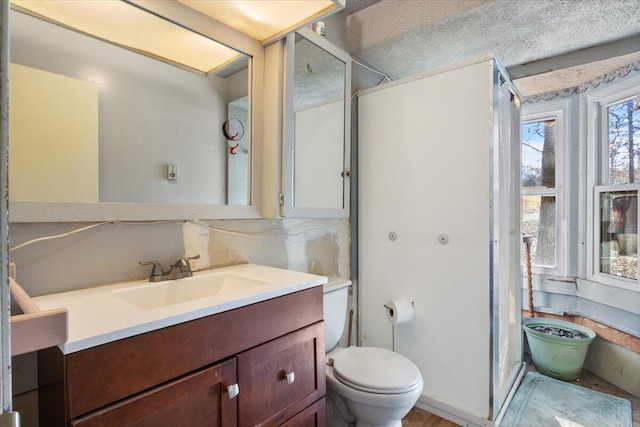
[139,255,200,282]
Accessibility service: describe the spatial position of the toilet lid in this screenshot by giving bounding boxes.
[332,347,422,394]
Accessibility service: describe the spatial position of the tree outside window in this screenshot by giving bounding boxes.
[608,99,640,185]
[522,119,556,268]
[597,98,640,281]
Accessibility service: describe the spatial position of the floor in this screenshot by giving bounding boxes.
[402,357,640,427]
[402,406,458,427]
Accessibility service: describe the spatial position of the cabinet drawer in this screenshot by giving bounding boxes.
[70,359,237,427]
[279,398,326,427]
[238,322,325,427]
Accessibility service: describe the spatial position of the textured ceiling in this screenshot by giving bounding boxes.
[346,0,640,96]
[346,0,490,53]
[343,0,384,15]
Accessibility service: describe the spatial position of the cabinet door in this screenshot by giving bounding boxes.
[238,322,325,427]
[279,398,326,427]
[71,358,237,427]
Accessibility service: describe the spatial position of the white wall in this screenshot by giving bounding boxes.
[584,338,640,397]
[227,102,250,205]
[9,219,350,297]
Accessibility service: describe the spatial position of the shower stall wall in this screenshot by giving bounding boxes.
[357,54,523,427]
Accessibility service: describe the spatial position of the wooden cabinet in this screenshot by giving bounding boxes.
[238,323,325,427]
[38,287,325,427]
[279,399,326,427]
[70,359,237,427]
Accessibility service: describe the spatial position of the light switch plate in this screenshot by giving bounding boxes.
[166,164,177,180]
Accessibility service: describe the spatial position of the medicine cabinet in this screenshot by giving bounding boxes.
[281,28,351,218]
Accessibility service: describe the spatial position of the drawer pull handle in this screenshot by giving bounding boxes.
[227,383,239,399]
[284,371,295,384]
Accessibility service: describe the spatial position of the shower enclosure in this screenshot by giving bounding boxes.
[357,55,523,426]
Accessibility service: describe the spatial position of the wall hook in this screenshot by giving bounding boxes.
[229,143,239,155]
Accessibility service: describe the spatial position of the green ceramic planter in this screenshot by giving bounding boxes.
[523,318,596,381]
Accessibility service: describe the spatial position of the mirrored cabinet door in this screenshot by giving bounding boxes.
[281,27,351,218]
[8,0,264,222]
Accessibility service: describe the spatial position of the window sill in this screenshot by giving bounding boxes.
[522,273,640,337]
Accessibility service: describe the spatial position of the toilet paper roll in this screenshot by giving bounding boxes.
[385,299,414,324]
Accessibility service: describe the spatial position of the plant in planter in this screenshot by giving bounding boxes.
[522,235,596,381]
[523,317,596,381]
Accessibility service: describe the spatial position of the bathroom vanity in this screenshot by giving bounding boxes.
[35,265,327,426]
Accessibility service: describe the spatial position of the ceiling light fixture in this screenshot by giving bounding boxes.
[178,0,344,45]
[10,0,243,74]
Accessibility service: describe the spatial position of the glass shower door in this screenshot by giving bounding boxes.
[491,64,524,420]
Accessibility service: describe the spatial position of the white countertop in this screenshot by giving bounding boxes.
[32,264,327,354]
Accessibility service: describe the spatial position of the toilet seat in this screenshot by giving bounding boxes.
[331,346,422,394]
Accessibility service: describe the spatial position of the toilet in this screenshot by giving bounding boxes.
[323,279,424,427]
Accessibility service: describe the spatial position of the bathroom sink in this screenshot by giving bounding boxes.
[113,271,269,310]
[31,263,326,354]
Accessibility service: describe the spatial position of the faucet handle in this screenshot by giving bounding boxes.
[174,255,200,267]
[139,261,165,278]
[183,255,200,265]
[169,255,200,279]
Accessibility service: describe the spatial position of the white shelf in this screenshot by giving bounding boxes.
[10,264,68,356]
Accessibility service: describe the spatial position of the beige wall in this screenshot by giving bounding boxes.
[9,63,98,203]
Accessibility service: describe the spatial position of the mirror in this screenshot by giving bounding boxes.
[282,28,351,218]
[8,1,263,221]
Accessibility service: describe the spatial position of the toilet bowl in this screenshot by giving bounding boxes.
[324,279,423,427]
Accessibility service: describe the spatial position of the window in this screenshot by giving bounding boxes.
[522,119,557,267]
[521,100,569,276]
[587,73,640,290]
[596,186,638,281]
[607,98,640,185]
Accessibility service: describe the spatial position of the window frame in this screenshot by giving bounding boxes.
[585,72,640,291]
[592,184,640,290]
[521,100,569,277]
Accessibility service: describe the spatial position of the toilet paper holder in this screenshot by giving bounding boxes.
[383,301,414,317]
[383,301,414,352]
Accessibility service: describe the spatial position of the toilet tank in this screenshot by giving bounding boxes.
[323,278,351,352]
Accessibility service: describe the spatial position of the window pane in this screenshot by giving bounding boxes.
[522,195,556,267]
[522,120,556,189]
[607,100,640,185]
[599,190,637,280]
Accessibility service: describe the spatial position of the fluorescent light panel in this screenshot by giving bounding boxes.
[178,0,340,43]
[11,0,241,74]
